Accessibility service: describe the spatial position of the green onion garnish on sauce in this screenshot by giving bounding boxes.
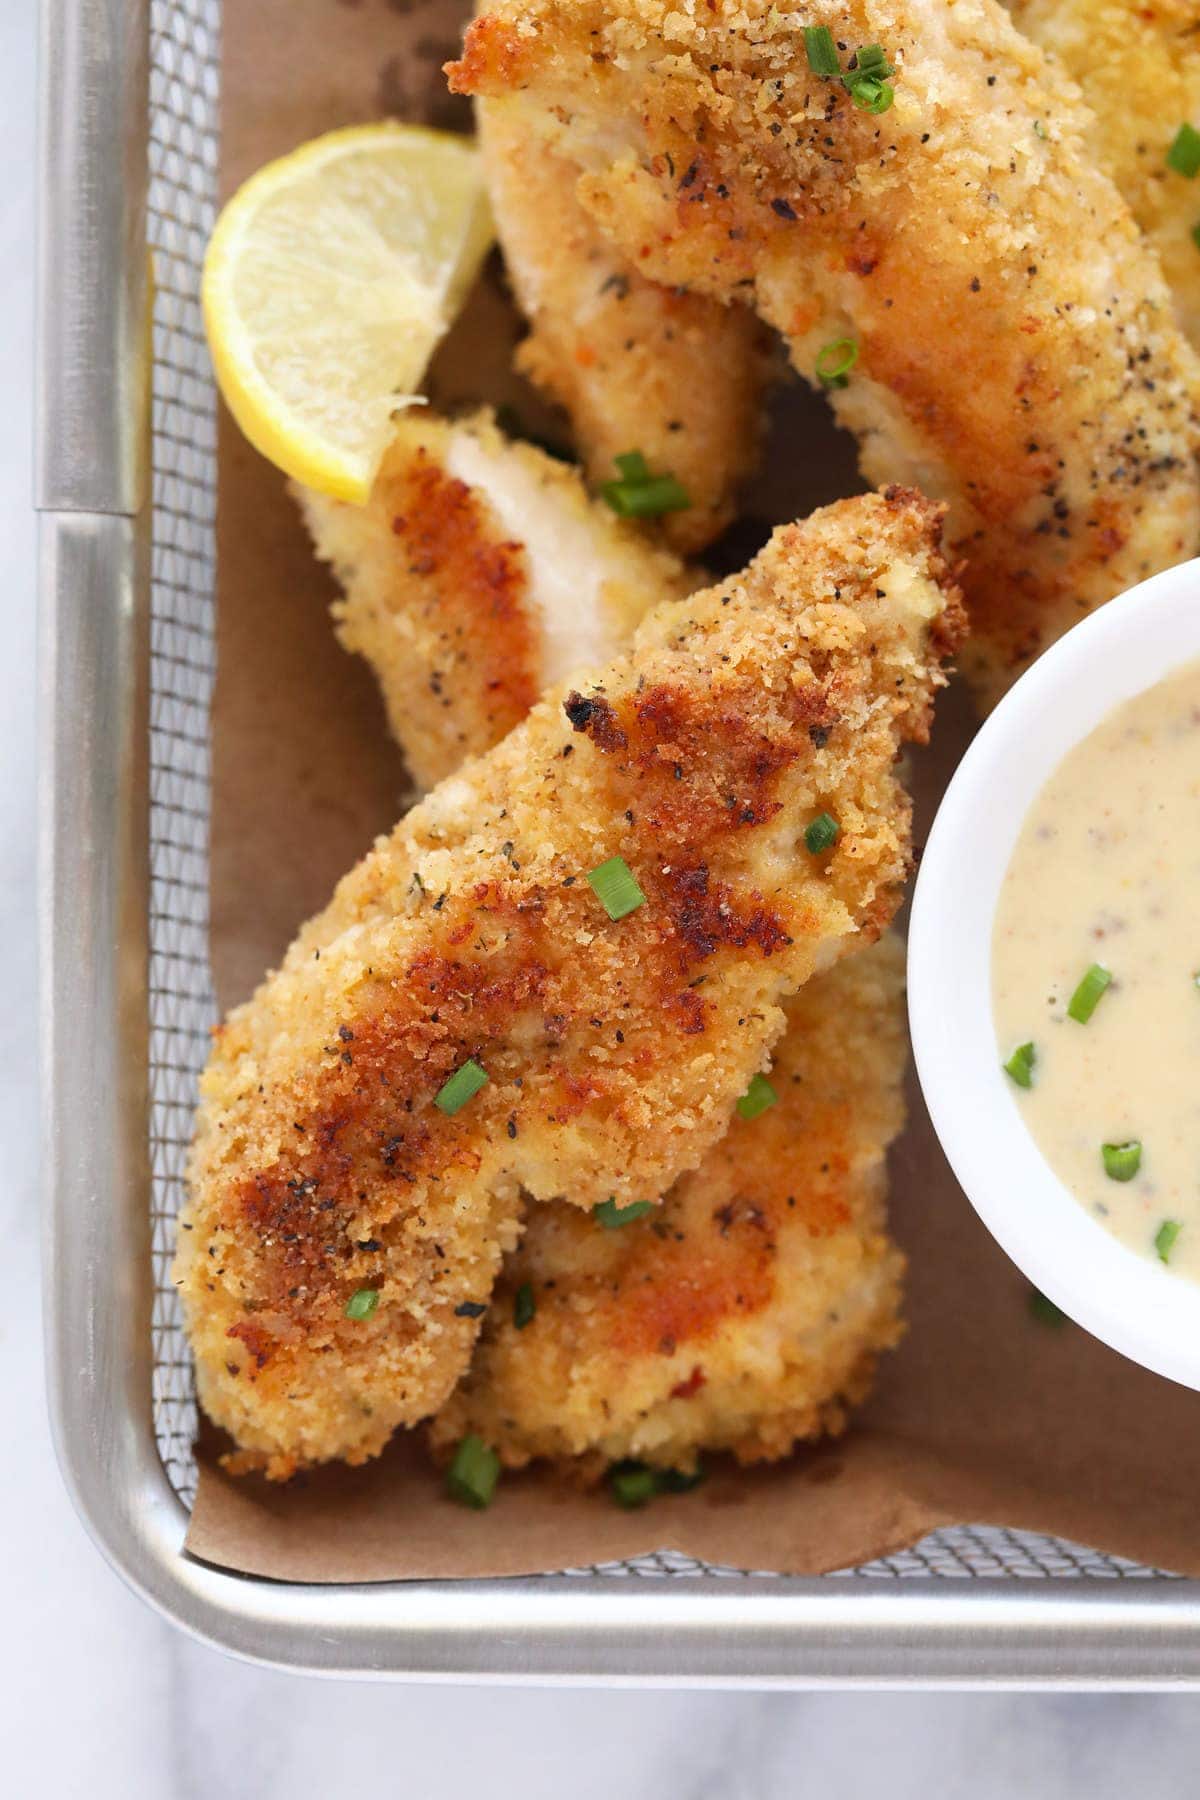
[344,1287,379,1321]
[1067,962,1111,1024]
[601,450,691,518]
[446,1434,501,1509]
[513,1281,536,1330]
[1192,221,1200,255]
[1102,1139,1142,1182]
[1029,1289,1066,1328]
[435,1058,488,1115]
[1156,1219,1182,1264]
[737,1073,778,1120]
[594,1197,655,1229]
[1167,123,1200,179]
[587,855,646,920]
[1003,1041,1036,1089]
[805,811,841,853]
[815,339,859,389]
[804,25,841,75]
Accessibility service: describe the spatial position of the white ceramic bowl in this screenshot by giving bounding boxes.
[908,554,1200,1392]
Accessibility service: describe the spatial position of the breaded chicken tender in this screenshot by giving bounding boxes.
[178,490,960,1477]
[295,410,691,791]
[477,95,776,553]
[1007,2,1200,348]
[308,414,911,1475]
[432,937,906,1474]
[450,0,1200,707]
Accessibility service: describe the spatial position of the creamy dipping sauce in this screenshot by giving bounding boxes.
[993,657,1200,1284]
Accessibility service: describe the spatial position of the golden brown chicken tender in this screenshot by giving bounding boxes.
[1007,1,1200,348]
[177,489,960,1477]
[295,410,691,790]
[307,420,912,1474]
[476,95,776,553]
[432,936,907,1474]
[450,0,1200,708]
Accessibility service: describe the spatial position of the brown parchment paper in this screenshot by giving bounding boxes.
[188,0,1200,1582]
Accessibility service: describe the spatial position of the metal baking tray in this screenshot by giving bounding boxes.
[36,0,1200,1682]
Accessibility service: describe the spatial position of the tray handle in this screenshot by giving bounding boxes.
[37,0,149,514]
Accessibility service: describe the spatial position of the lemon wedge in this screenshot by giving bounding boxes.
[202,124,494,503]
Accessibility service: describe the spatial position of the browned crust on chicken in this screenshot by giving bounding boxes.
[451,0,1200,707]
[432,937,907,1473]
[477,94,776,552]
[295,410,691,789]
[177,489,960,1476]
[1007,1,1200,350]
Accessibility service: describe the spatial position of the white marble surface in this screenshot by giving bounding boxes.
[10,0,1200,1786]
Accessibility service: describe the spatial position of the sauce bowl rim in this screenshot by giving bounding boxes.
[908,554,1200,1393]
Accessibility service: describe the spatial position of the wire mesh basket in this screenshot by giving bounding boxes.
[146,0,219,1514]
[35,0,1200,1679]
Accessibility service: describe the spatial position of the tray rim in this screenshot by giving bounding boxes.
[36,0,1200,1683]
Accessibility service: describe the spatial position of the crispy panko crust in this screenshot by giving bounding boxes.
[295,410,690,791]
[305,423,913,1474]
[477,95,776,553]
[450,0,1200,707]
[177,489,961,1477]
[432,936,907,1474]
[1008,2,1200,349]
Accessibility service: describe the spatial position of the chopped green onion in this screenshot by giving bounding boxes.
[848,74,894,114]
[1102,1139,1142,1182]
[1033,118,1047,140]
[435,1058,488,1115]
[1067,962,1111,1024]
[344,1287,379,1321]
[1167,123,1200,179]
[805,810,841,852]
[587,855,646,921]
[513,1281,536,1330]
[601,449,691,518]
[853,44,894,77]
[446,1434,501,1509]
[1003,1041,1036,1089]
[737,1073,778,1120]
[1029,1289,1066,1328]
[804,24,841,75]
[603,473,692,517]
[614,449,650,484]
[1192,221,1200,254]
[1156,1219,1182,1264]
[609,1460,704,1507]
[814,339,859,389]
[844,47,895,112]
[610,1463,660,1508]
[594,1197,655,1229]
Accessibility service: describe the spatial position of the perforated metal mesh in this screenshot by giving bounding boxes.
[143,0,1163,1577]
[148,0,220,1512]
[560,1537,1171,1580]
